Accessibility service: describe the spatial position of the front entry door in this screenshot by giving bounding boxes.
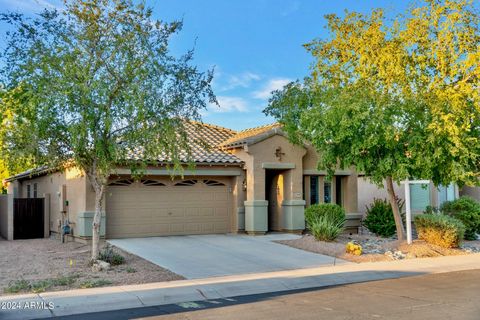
[267,171,284,231]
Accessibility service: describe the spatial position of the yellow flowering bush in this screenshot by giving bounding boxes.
[346,242,362,256]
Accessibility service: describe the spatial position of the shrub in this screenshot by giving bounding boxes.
[305,203,345,241]
[440,197,480,240]
[80,279,112,289]
[363,198,404,237]
[345,242,362,256]
[414,214,465,248]
[4,279,30,293]
[98,244,125,265]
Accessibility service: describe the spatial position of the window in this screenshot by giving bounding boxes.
[203,180,225,186]
[438,184,456,206]
[174,180,198,186]
[310,176,318,204]
[410,184,430,211]
[335,177,342,206]
[324,179,332,203]
[141,180,166,186]
[33,183,38,198]
[26,184,31,198]
[108,179,134,186]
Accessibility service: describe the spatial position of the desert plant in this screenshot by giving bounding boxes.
[79,279,112,289]
[305,203,345,241]
[414,214,465,248]
[440,197,480,240]
[126,267,137,273]
[98,245,125,266]
[364,198,404,238]
[345,242,362,256]
[4,279,30,294]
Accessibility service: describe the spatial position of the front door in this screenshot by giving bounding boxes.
[266,170,284,231]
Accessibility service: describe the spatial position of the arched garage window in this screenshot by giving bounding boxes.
[174,180,198,186]
[141,180,166,186]
[203,180,225,186]
[108,179,134,186]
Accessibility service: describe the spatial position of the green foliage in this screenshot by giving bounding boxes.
[3,274,79,294]
[424,206,440,215]
[79,279,112,289]
[305,203,345,241]
[440,197,480,240]
[414,214,465,248]
[126,267,136,273]
[0,0,215,258]
[4,279,30,293]
[98,244,125,265]
[363,198,404,237]
[264,1,480,239]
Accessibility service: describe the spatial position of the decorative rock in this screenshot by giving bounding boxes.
[92,260,111,272]
[384,250,406,260]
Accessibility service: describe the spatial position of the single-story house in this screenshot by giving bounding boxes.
[357,176,460,214]
[1,122,360,241]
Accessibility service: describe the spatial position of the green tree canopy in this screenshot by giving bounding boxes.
[265,0,480,240]
[0,0,215,257]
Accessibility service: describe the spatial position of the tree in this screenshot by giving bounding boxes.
[0,86,33,193]
[265,0,480,241]
[0,0,215,259]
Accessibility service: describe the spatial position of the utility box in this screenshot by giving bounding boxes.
[77,212,106,237]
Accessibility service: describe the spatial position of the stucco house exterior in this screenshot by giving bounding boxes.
[1,122,359,241]
[357,176,460,215]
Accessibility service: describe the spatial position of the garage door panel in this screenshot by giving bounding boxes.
[198,208,214,216]
[214,192,229,201]
[214,222,228,231]
[106,179,231,238]
[185,208,199,217]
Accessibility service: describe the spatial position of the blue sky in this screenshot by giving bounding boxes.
[0,0,409,131]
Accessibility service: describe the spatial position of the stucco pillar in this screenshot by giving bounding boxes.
[7,194,13,240]
[231,174,246,231]
[244,200,268,234]
[342,174,358,213]
[244,162,268,235]
[282,200,306,232]
[281,168,306,232]
[43,193,50,238]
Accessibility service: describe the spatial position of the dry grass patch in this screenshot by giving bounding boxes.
[0,238,183,296]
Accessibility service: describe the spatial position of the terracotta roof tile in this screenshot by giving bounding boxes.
[126,121,242,164]
[219,123,281,148]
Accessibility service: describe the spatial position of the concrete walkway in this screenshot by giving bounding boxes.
[1,253,479,319]
[108,234,342,278]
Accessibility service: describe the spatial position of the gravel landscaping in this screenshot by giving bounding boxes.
[276,233,480,263]
[0,237,183,296]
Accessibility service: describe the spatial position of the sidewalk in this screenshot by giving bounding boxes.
[1,253,480,319]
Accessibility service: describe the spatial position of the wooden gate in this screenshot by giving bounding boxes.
[14,198,44,240]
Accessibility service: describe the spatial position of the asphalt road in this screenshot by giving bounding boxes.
[56,269,480,320]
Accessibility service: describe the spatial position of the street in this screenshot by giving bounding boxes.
[58,269,480,320]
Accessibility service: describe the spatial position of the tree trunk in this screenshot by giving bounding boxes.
[88,167,106,261]
[385,176,405,241]
[91,184,105,261]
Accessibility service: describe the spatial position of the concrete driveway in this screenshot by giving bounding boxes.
[108,234,343,279]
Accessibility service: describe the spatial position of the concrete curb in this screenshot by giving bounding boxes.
[1,253,480,319]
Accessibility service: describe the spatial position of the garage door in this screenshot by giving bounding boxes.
[106,177,231,238]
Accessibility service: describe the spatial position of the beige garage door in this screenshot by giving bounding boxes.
[106,177,231,238]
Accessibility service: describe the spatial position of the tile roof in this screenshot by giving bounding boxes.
[126,121,243,164]
[219,123,282,148]
[6,122,283,181]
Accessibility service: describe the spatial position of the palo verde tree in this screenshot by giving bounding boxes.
[265,0,480,240]
[0,0,215,258]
